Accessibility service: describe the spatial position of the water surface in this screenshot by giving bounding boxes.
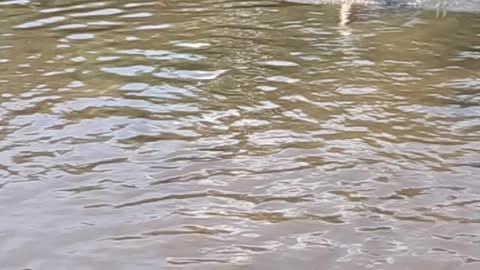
[0,0,479,269]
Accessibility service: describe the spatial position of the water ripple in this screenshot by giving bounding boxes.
[0,1,479,269]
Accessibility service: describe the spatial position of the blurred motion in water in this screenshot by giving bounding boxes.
[0,0,479,269]
[284,0,480,13]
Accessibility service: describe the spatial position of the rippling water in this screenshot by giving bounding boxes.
[1,0,479,269]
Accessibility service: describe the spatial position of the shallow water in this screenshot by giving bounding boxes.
[0,0,479,269]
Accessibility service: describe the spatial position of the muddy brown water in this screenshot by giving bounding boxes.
[0,0,479,269]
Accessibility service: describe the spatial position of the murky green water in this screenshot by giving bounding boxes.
[1,0,479,269]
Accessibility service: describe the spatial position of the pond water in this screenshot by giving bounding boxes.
[0,0,479,269]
